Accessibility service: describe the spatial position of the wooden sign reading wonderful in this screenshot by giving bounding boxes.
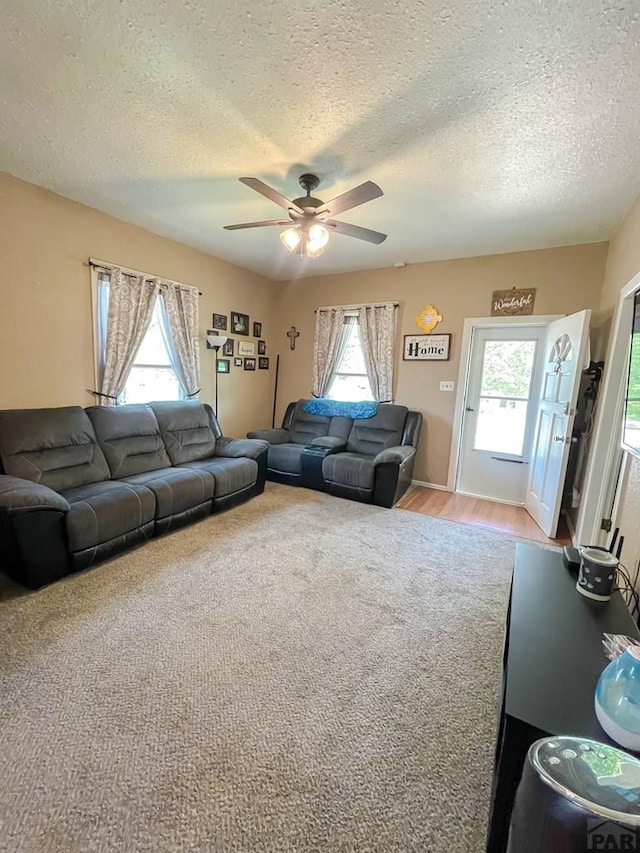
[491,287,536,316]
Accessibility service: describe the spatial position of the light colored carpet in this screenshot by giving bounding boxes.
[0,483,520,853]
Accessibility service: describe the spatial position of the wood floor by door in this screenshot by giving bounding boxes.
[397,486,571,546]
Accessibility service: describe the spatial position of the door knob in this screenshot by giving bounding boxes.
[465,406,474,412]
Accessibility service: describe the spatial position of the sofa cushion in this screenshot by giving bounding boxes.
[346,405,409,456]
[86,404,172,478]
[61,481,155,553]
[180,457,257,498]
[150,401,217,465]
[122,467,214,519]
[0,407,110,491]
[322,452,376,490]
[288,401,332,445]
[267,443,307,475]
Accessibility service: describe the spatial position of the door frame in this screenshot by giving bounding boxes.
[575,272,640,545]
[447,315,563,492]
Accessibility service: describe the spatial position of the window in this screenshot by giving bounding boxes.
[326,319,374,401]
[473,339,537,457]
[120,301,182,403]
[94,270,182,404]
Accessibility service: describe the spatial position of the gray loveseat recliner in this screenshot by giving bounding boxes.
[0,400,268,589]
[248,400,422,508]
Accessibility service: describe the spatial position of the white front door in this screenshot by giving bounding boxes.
[525,310,592,537]
[457,325,547,504]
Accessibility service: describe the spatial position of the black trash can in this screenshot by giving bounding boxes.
[507,736,640,852]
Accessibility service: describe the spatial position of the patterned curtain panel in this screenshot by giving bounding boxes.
[99,269,158,404]
[358,303,397,402]
[158,282,201,398]
[312,307,346,397]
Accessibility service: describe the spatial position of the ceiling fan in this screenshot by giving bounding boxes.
[224,173,386,259]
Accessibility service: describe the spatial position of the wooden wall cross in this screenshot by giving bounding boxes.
[287,326,300,350]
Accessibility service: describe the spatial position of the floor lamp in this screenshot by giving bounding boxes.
[206,334,228,422]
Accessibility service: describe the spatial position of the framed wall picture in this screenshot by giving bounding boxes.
[233,357,243,367]
[258,357,269,370]
[231,311,249,335]
[213,313,227,330]
[257,340,266,355]
[253,321,262,337]
[403,333,451,361]
[238,340,255,356]
[205,329,218,349]
[244,357,256,371]
[217,358,230,373]
[223,338,234,356]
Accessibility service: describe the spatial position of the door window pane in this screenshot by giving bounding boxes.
[473,339,537,456]
[474,398,530,455]
[480,340,537,398]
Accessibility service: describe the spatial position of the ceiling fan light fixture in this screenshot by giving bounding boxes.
[227,173,386,257]
[307,223,329,250]
[305,242,325,259]
[280,227,301,251]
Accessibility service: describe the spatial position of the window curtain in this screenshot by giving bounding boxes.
[99,269,158,404]
[324,315,357,396]
[358,303,397,402]
[312,307,346,397]
[158,281,200,398]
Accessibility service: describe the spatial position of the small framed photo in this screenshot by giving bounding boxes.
[233,357,243,367]
[244,357,256,371]
[213,313,227,331]
[253,321,262,337]
[217,358,230,373]
[223,338,234,357]
[258,357,269,370]
[238,340,255,357]
[231,311,249,335]
[205,329,218,349]
[257,340,266,355]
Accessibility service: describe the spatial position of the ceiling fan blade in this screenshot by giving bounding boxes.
[223,219,291,230]
[315,181,383,216]
[239,177,304,215]
[324,219,387,244]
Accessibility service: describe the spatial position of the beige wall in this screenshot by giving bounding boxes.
[0,173,276,438]
[595,193,640,570]
[273,243,608,485]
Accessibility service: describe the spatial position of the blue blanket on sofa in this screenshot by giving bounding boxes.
[303,399,379,419]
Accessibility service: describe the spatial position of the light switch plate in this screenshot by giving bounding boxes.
[440,381,455,392]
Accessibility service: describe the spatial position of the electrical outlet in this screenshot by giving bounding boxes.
[440,381,455,392]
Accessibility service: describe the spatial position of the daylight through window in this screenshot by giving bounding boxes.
[326,320,374,401]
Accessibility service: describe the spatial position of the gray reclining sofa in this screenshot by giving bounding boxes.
[248,400,422,508]
[0,401,268,589]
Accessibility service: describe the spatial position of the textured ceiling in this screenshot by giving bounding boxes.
[1,1,640,281]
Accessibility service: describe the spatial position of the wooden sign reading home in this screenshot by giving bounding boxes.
[403,334,451,361]
[491,287,536,316]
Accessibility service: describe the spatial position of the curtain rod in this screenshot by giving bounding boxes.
[87,258,202,296]
[314,301,399,312]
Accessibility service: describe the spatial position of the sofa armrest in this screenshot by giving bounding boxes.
[311,436,346,450]
[0,475,71,589]
[0,475,69,512]
[246,428,290,445]
[216,437,269,459]
[372,446,415,467]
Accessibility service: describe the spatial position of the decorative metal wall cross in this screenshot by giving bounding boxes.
[287,326,300,350]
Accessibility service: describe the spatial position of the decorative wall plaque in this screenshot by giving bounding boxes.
[403,334,451,361]
[491,288,536,316]
[415,304,443,333]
